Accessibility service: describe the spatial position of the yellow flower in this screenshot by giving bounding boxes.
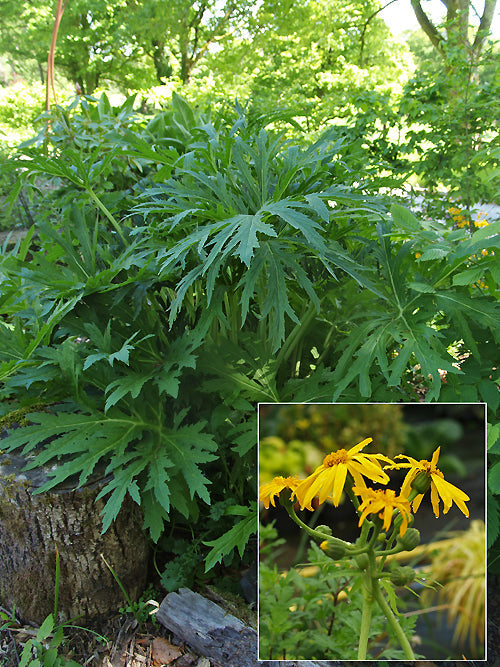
[415,252,421,259]
[387,446,470,518]
[353,486,412,536]
[258,475,301,509]
[293,438,392,510]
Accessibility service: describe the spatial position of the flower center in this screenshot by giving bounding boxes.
[420,460,442,477]
[323,450,349,467]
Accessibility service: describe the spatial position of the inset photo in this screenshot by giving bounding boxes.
[258,402,486,662]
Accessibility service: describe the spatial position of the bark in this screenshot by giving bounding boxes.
[410,0,445,54]
[473,0,498,57]
[151,38,172,82]
[411,0,498,62]
[0,450,150,625]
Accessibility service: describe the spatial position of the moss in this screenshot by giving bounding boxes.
[0,402,51,430]
[204,585,257,629]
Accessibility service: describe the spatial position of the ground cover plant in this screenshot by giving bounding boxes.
[0,91,499,617]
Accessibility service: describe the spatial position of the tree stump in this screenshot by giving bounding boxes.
[0,446,150,625]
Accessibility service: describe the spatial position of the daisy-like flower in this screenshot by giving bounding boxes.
[353,486,412,536]
[293,438,393,510]
[258,475,301,509]
[387,446,470,518]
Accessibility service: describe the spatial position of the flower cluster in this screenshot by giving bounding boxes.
[448,206,489,229]
[259,439,470,537]
[448,206,468,227]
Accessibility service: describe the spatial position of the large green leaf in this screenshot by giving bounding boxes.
[203,503,257,571]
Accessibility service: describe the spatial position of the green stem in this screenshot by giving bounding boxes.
[293,504,323,565]
[275,301,318,372]
[285,501,349,550]
[86,188,128,245]
[372,577,415,660]
[358,572,373,659]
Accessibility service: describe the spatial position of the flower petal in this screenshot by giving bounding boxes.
[329,464,347,506]
[430,446,441,468]
[430,481,441,517]
[348,437,373,454]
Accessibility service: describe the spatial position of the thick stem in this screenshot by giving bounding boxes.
[372,577,416,659]
[357,572,373,659]
[275,301,318,372]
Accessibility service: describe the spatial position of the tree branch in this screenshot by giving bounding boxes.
[472,0,498,54]
[410,0,445,55]
[359,0,398,67]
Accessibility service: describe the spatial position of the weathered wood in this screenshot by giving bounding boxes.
[157,587,258,667]
[0,449,150,625]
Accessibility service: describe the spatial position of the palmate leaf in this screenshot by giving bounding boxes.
[101,330,198,411]
[97,453,149,533]
[487,490,500,549]
[240,238,323,351]
[210,213,277,268]
[2,406,218,540]
[203,503,257,571]
[436,290,500,337]
[105,371,154,411]
[331,317,392,400]
[3,408,144,486]
[263,199,328,251]
[330,305,461,402]
[162,422,218,505]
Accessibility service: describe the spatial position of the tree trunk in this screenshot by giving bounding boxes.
[151,38,172,83]
[0,448,150,626]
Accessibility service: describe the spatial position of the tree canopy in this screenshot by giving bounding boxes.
[0,0,410,96]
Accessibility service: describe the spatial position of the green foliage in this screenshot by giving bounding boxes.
[398,43,500,204]
[0,0,157,94]
[0,83,46,146]
[1,93,499,575]
[16,613,80,667]
[259,534,421,661]
[488,423,500,554]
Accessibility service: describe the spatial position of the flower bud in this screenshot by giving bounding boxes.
[396,527,421,552]
[278,487,295,508]
[320,538,347,560]
[390,565,416,586]
[410,471,431,495]
[355,553,369,570]
[315,524,333,537]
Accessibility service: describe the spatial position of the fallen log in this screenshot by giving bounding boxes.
[157,587,257,667]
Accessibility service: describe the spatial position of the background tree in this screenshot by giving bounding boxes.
[202,0,410,127]
[410,0,498,72]
[401,0,500,207]
[125,0,255,85]
[0,0,154,94]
